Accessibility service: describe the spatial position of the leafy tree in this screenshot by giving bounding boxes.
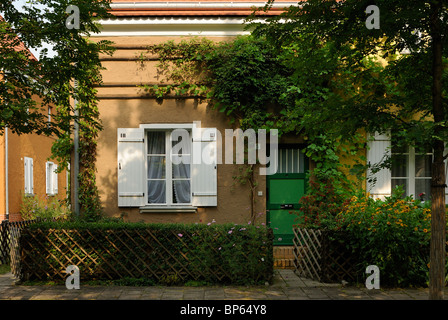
[0,0,114,220]
[249,0,448,298]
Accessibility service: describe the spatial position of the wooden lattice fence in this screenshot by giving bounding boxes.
[0,219,45,278]
[293,228,360,283]
[18,224,274,285]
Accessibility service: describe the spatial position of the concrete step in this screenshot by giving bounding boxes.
[273,246,294,269]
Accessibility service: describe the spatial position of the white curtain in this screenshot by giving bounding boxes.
[147,130,191,204]
[147,132,166,203]
[172,133,191,203]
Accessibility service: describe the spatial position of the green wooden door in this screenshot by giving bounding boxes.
[267,147,308,245]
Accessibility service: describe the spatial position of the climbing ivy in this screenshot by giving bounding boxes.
[140,36,296,132]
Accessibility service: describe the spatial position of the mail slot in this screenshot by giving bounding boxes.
[281,204,294,209]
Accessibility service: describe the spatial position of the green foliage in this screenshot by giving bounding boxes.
[1,0,114,222]
[334,187,434,287]
[0,264,11,275]
[0,0,114,136]
[141,35,295,131]
[295,176,352,231]
[19,193,70,220]
[23,221,274,285]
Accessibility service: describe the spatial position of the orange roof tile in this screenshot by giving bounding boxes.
[109,1,291,16]
[0,14,38,61]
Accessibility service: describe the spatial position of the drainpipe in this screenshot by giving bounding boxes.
[73,81,80,217]
[5,126,9,221]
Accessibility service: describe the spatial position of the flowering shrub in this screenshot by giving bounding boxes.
[20,193,70,220]
[295,176,352,230]
[334,187,432,287]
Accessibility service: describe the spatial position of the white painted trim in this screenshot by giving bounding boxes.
[92,31,251,36]
[100,17,250,25]
[92,16,258,37]
[110,2,297,10]
[140,123,193,130]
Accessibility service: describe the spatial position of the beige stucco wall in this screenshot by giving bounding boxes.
[95,36,267,224]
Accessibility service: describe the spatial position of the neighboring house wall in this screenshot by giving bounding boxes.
[6,126,68,221]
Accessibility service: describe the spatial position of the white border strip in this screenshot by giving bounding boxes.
[110,2,297,9]
[92,16,258,36]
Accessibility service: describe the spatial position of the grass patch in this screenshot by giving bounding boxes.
[0,264,11,275]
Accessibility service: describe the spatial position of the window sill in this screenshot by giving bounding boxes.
[139,206,197,213]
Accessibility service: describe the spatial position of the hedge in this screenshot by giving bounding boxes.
[19,221,274,286]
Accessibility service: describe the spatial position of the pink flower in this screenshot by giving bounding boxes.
[178,233,183,237]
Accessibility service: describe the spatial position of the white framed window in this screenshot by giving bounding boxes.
[146,130,192,205]
[391,144,432,200]
[24,157,34,195]
[46,161,58,195]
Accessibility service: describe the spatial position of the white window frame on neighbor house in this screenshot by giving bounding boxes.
[117,123,218,212]
[46,161,58,196]
[24,157,34,195]
[390,144,432,200]
[367,132,446,201]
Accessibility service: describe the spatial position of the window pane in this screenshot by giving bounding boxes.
[173,180,191,203]
[173,163,190,179]
[391,178,408,196]
[279,149,287,173]
[278,148,303,173]
[147,131,165,154]
[299,149,305,173]
[415,155,432,177]
[147,180,166,204]
[171,135,191,155]
[391,144,408,154]
[415,179,431,200]
[391,155,408,177]
[415,144,432,154]
[147,156,165,179]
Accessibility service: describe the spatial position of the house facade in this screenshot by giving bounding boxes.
[91,0,306,247]
[91,1,446,248]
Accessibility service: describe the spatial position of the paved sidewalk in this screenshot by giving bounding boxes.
[0,269,447,300]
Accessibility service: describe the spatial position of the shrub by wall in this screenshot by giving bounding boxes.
[18,221,273,286]
[334,190,434,287]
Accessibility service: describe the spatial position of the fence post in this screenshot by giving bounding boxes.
[0,220,10,265]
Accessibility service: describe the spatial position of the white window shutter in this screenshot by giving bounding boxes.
[46,162,51,194]
[117,128,145,207]
[192,124,217,206]
[24,157,34,195]
[24,158,29,194]
[53,164,58,194]
[367,132,391,199]
[30,158,33,194]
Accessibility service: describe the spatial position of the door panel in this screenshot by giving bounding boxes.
[267,146,308,245]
